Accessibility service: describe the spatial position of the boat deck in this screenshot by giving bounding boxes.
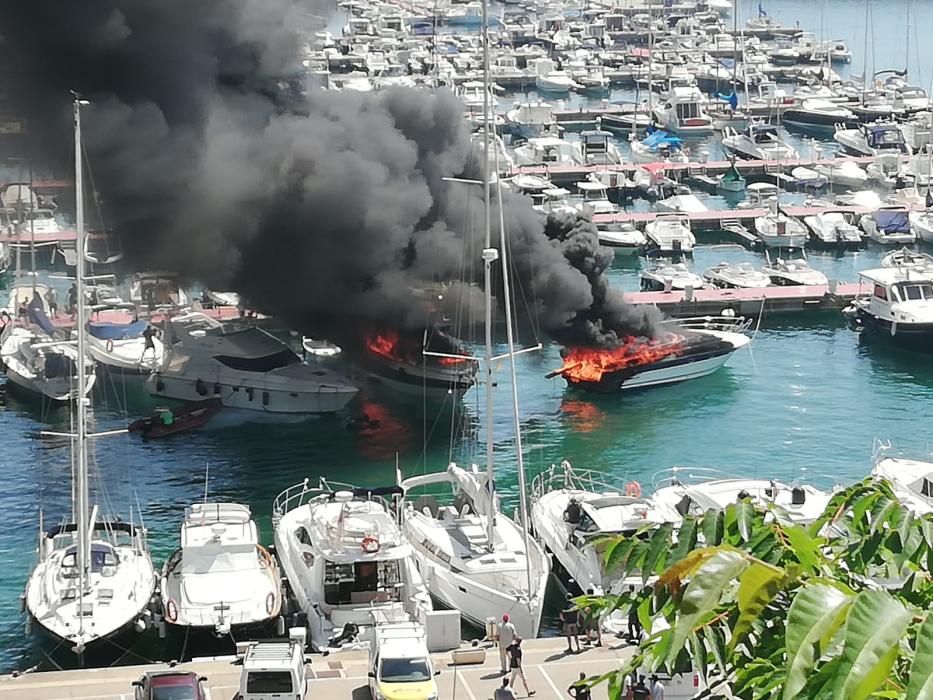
[0,637,632,700]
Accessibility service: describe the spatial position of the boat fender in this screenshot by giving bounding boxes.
[266,592,276,616]
[165,599,178,623]
[361,536,380,554]
[155,374,165,392]
[195,379,207,396]
[105,339,114,353]
[891,321,897,337]
[625,481,642,498]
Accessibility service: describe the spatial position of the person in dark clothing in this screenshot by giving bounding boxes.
[627,585,642,642]
[632,675,650,700]
[564,497,582,525]
[560,593,581,653]
[582,588,602,647]
[506,637,535,696]
[568,672,591,700]
[66,283,78,317]
[141,324,157,361]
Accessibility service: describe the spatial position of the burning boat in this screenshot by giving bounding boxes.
[547,316,751,393]
[356,326,479,397]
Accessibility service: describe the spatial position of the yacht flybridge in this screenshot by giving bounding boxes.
[530,462,670,594]
[146,312,357,414]
[398,464,549,637]
[272,480,431,649]
[160,503,282,637]
[24,98,156,654]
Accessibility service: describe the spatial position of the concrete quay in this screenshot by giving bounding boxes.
[0,637,633,700]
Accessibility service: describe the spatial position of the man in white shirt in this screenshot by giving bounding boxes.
[650,674,665,700]
[498,613,516,674]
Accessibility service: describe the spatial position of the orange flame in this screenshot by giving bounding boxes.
[556,332,685,384]
[366,329,406,362]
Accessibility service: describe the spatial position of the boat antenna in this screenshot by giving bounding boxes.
[72,93,91,653]
[480,0,497,548]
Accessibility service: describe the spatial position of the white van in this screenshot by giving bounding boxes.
[237,630,308,700]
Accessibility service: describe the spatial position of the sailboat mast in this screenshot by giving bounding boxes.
[73,97,90,638]
[480,0,497,547]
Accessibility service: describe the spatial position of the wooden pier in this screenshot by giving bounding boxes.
[0,637,632,700]
[625,281,863,317]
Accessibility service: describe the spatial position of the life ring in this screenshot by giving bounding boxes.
[266,592,276,615]
[361,536,380,554]
[105,339,114,352]
[625,481,642,498]
[165,599,178,623]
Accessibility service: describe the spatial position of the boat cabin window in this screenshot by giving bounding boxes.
[873,284,888,301]
[323,560,402,605]
[215,349,299,372]
[894,282,933,301]
[61,545,118,576]
[574,510,599,533]
[675,102,700,120]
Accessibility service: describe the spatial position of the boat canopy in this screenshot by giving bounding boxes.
[643,130,683,150]
[865,124,905,148]
[872,210,910,233]
[87,319,148,341]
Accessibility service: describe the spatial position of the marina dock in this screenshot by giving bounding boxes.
[0,638,632,700]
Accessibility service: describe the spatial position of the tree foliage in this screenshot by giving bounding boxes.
[584,479,933,700]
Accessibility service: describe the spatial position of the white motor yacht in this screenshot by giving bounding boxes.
[909,210,933,243]
[505,101,557,140]
[803,211,863,249]
[762,250,828,286]
[532,58,578,94]
[640,262,706,292]
[834,123,912,157]
[146,312,357,415]
[272,480,432,648]
[782,99,857,133]
[571,130,623,166]
[24,100,156,655]
[843,265,933,351]
[652,86,713,135]
[530,462,671,594]
[721,123,797,160]
[575,181,617,217]
[872,456,932,515]
[511,137,575,167]
[650,469,832,525]
[703,261,771,289]
[859,208,916,245]
[399,464,549,639]
[597,223,647,255]
[161,503,282,637]
[813,160,869,190]
[754,201,809,248]
[655,194,708,215]
[86,318,163,375]
[645,214,695,255]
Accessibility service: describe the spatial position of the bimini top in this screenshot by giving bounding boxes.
[643,130,684,150]
[864,124,906,148]
[87,320,148,341]
[868,210,910,233]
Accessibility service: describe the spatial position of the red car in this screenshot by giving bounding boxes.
[132,670,208,700]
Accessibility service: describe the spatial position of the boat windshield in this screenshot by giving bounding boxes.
[324,560,402,605]
[893,282,933,302]
[379,658,432,683]
[675,102,701,119]
[215,348,299,372]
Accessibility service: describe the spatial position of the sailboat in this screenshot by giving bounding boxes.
[23,98,156,654]
[396,0,550,639]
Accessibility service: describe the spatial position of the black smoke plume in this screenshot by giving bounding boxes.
[0,0,657,348]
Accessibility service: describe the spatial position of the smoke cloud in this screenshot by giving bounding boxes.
[0,0,657,347]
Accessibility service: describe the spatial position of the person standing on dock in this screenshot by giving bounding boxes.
[506,637,535,696]
[498,613,516,674]
[650,674,665,700]
[561,594,581,653]
[66,282,77,318]
[627,585,642,643]
[44,287,58,317]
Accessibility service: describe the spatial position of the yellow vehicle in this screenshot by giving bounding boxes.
[368,622,439,700]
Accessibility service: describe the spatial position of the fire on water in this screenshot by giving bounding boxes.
[365,328,472,366]
[548,332,686,384]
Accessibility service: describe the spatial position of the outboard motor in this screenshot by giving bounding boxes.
[791,487,806,505]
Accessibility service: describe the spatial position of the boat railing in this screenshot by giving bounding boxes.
[663,315,754,334]
[650,466,740,490]
[531,460,628,501]
[272,478,395,525]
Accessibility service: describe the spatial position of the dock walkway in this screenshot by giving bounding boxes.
[0,638,633,700]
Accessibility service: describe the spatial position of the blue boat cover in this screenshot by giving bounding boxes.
[26,293,56,337]
[873,211,910,233]
[87,320,148,341]
[642,130,683,151]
